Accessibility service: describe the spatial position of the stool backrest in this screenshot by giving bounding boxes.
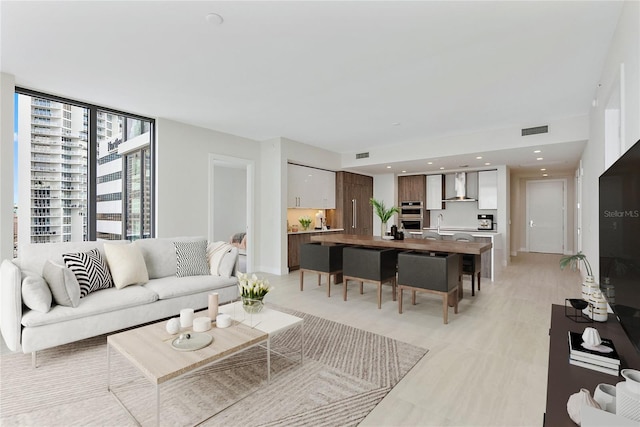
[422,231,441,240]
[452,233,475,242]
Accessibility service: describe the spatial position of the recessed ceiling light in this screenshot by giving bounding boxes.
[537,157,544,161]
[485,162,491,166]
[439,167,445,170]
[402,170,407,173]
[392,122,401,126]
[386,166,391,169]
[476,156,483,160]
[205,12,224,25]
[534,150,542,154]
[427,161,433,165]
[543,173,548,177]
[540,168,547,171]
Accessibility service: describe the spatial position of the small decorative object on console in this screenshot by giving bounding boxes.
[567,388,601,425]
[568,329,620,376]
[565,298,593,323]
[166,317,181,335]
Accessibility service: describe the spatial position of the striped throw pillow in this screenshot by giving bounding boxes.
[62,248,113,298]
[174,240,210,277]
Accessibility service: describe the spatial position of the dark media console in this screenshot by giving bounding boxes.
[544,304,640,426]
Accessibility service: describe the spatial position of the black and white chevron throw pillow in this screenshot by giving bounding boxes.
[63,248,113,298]
[174,240,210,277]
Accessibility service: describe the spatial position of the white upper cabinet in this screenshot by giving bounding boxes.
[287,164,336,208]
[478,170,498,209]
[426,174,444,210]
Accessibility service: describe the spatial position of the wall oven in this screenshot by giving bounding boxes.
[399,201,423,231]
[400,218,423,231]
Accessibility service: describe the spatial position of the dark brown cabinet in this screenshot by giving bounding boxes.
[398,175,426,204]
[335,171,373,235]
[287,232,312,270]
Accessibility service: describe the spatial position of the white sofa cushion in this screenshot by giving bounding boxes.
[21,271,52,313]
[207,242,232,275]
[104,242,149,289]
[134,237,206,279]
[219,247,239,278]
[22,285,158,328]
[143,275,237,300]
[175,240,210,277]
[42,260,81,308]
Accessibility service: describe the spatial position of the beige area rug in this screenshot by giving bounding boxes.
[0,306,427,427]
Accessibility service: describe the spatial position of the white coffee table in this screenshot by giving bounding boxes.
[218,302,304,382]
[107,315,267,426]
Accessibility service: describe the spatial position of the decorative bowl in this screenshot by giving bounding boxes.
[569,298,589,310]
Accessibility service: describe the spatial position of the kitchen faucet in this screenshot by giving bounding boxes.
[437,213,444,233]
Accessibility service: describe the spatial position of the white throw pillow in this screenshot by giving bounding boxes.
[42,260,81,307]
[104,242,149,289]
[218,247,239,278]
[207,241,233,276]
[21,271,52,313]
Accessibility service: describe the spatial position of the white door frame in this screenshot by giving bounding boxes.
[525,178,567,254]
[208,154,255,273]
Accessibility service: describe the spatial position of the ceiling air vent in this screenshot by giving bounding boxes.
[522,125,549,136]
[355,152,370,159]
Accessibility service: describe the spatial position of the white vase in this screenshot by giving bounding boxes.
[381,222,387,237]
[567,388,601,425]
[588,290,608,322]
[581,275,598,301]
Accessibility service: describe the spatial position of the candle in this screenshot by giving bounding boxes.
[180,308,194,328]
[208,292,219,320]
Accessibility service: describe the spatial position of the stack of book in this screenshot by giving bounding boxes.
[568,331,620,376]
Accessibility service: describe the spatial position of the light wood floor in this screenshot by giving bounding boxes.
[265,252,580,426]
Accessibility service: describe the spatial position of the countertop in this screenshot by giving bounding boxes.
[288,228,344,235]
[419,228,500,237]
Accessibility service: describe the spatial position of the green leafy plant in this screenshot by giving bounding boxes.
[298,215,312,229]
[369,198,400,223]
[559,251,593,278]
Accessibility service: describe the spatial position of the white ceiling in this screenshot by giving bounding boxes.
[0,1,624,176]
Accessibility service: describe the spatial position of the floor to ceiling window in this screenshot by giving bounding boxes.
[13,89,155,256]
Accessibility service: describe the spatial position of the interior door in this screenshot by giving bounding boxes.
[526,179,566,254]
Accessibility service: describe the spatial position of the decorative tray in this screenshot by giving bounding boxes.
[170,332,213,351]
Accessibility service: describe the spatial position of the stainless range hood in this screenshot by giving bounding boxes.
[444,172,476,202]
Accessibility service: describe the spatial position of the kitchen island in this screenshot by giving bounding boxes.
[310,233,492,255]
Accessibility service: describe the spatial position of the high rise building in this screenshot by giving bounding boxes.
[15,94,152,254]
[17,95,88,248]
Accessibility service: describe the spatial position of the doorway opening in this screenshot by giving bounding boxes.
[526,179,567,254]
[209,154,254,273]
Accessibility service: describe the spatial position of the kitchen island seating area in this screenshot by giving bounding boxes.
[342,246,398,309]
[299,233,492,322]
[298,242,344,297]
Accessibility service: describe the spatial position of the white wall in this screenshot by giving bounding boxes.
[582,0,640,280]
[0,73,15,260]
[372,173,396,236]
[154,118,263,251]
[213,165,246,242]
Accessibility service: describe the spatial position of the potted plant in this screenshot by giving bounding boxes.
[560,251,598,305]
[298,215,312,231]
[370,198,399,237]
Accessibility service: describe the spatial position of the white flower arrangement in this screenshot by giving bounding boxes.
[237,272,273,299]
[298,215,312,229]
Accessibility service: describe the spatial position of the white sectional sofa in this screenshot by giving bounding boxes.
[0,237,239,364]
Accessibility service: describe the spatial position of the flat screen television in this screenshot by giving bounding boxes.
[600,138,640,353]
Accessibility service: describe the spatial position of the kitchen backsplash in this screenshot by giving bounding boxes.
[287,208,334,231]
[428,202,497,229]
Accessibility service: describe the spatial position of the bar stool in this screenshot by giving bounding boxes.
[342,246,397,309]
[452,233,481,296]
[422,231,441,240]
[299,243,344,297]
[397,251,460,324]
